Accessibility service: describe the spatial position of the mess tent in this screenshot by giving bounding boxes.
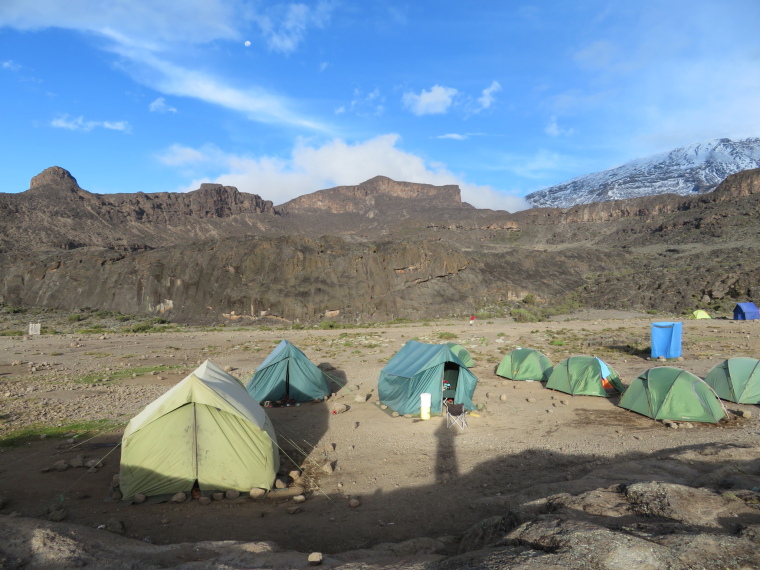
[618,366,726,423]
[545,356,625,396]
[734,302,760,320]
[704,357,760,404]
[378,340,478,415]
[496,348,553,381]
[246,340,330,404]
[119,360,279,501]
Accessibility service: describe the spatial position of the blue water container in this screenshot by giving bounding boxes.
[650,322,682,359]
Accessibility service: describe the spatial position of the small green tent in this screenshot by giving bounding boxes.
[690,310,711,319]
[619,366,726,423]
[379,340,478,415]
[546,356,625,396]
[446,342,474,368]
[496,348,553,381]
[120,360,279,500]
[246,340,330,403]
[704,357,760,404]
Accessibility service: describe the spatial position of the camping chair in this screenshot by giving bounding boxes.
[444,401,467,430]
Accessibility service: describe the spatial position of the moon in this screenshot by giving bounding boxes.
[244,41,251,47]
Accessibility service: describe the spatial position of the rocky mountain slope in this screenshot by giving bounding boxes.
[2,166,760,323]
[527,137,760,208]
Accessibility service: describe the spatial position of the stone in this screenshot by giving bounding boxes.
[526,397,536,403]
[293,495,306,503]
[322,462,335,474]
[249,488,267,499]
[349,498,361,508]
[288,470,302,481]
[380,404,388,410]
[737,410,752,419]
[354,394,368,403]
[331,403,348,415]
[198,497,212,506]
[499,394,507,401]
[111,491,123,501]
[48,509,67,522]
[212,492,224,501]
[85,459,103,469]
[111,474,120,488]
[391,411,400,417]
[486,392,494,399]
[287,506,302,514]
[658,355,667,362]
[308,551,323,566]
[171,492,187,503]
[105,518,125,534]
[133,494,146,504]
[53,460,70,472]
[275,477,288,489]
[560,400,569,405]
[69,455,85,468]
[225,490,240,500]
[458,514,518,554]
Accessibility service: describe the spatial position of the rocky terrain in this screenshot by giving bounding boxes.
[2,165,760,326]
[1,311,760,569]
[527,137,760,207]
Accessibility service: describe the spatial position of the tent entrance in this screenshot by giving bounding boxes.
[442,363,460,404]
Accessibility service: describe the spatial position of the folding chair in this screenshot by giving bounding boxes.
[444,401,467,430]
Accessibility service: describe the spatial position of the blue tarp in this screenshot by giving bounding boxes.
[734,302,760,320]
[651,322,682,359]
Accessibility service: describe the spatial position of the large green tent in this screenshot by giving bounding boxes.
[120,360,279,500]
[379,340,478,415]
[446,342,474,368]
[496,348,553,381]
[619,366,726,423]
[704,357,760,404]
[546,356,625,396]
[246,340,330,404]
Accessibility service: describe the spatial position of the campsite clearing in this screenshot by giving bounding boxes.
[1,310,759,555]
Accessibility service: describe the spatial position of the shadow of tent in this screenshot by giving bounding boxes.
[318,363,349,395]
[264,399,331,478]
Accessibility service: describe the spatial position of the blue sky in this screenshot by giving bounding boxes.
[1,1,759,211]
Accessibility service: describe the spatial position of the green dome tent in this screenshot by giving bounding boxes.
[446,342,474,368]
[379,340,478,415]
[246,340,330,404]
[120,360,279,500]
[704,357,760,404]
[690,310,711,319]
[619,366,726,423]
[496,348,553,381]
[546,356,625,396]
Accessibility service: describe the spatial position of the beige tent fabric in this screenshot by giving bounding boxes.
[120,360,279,499]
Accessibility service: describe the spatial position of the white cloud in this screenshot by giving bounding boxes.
[437,133,466,140]
[51,114,131,133]
[1,59,20,71]
[319,61,329,72]
[158,134,529,211]
[339,87,384,117]
[252,1,333,54]
[544,116,574,138]
[477,80,501,111]
[402,85,458,116]
[149,97,177,113]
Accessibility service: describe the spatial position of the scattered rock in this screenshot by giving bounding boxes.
[391,411,400,418]
[69,455,85,468]
[111,491,123,501]
[380,404,388,410]
[225,490,240,500]
[458,514,518,554]
[171,492,187,503]
[85,459,103,469]
[349,498,361,508]
[249,488,267,499]
[331,403,348,415]
[287,505,303,514]
[308,551,323,566]
[293,495,306,504]
[133,494,146,504]
[53,460,70,472]
[526,397,536,403]
[736,410,752,419]
[111,474,120,488]
[354,394,368,403]
[105,518,125,534]
[560,400,569,405]
[288,470,302,481]
[485,392,494,399]
[499,394,507,401]
[48,509,66,522]
[322,462,335,474]
[198,497,212,506]
[275,478,288,489]
[212,492,224,501]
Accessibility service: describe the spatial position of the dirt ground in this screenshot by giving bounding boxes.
[1,310,759,555]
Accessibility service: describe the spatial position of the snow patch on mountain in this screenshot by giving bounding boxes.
[526,137,760,208]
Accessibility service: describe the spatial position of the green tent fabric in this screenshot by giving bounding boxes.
[120,360,279,500]
[379,340,478,415]
[446,342,474,368]
[690,310,711,319]
[619,366,726,423]
[545,356,625,396]
[246,340,330,403]
[704,357,760,404]
[496,348,553,381]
